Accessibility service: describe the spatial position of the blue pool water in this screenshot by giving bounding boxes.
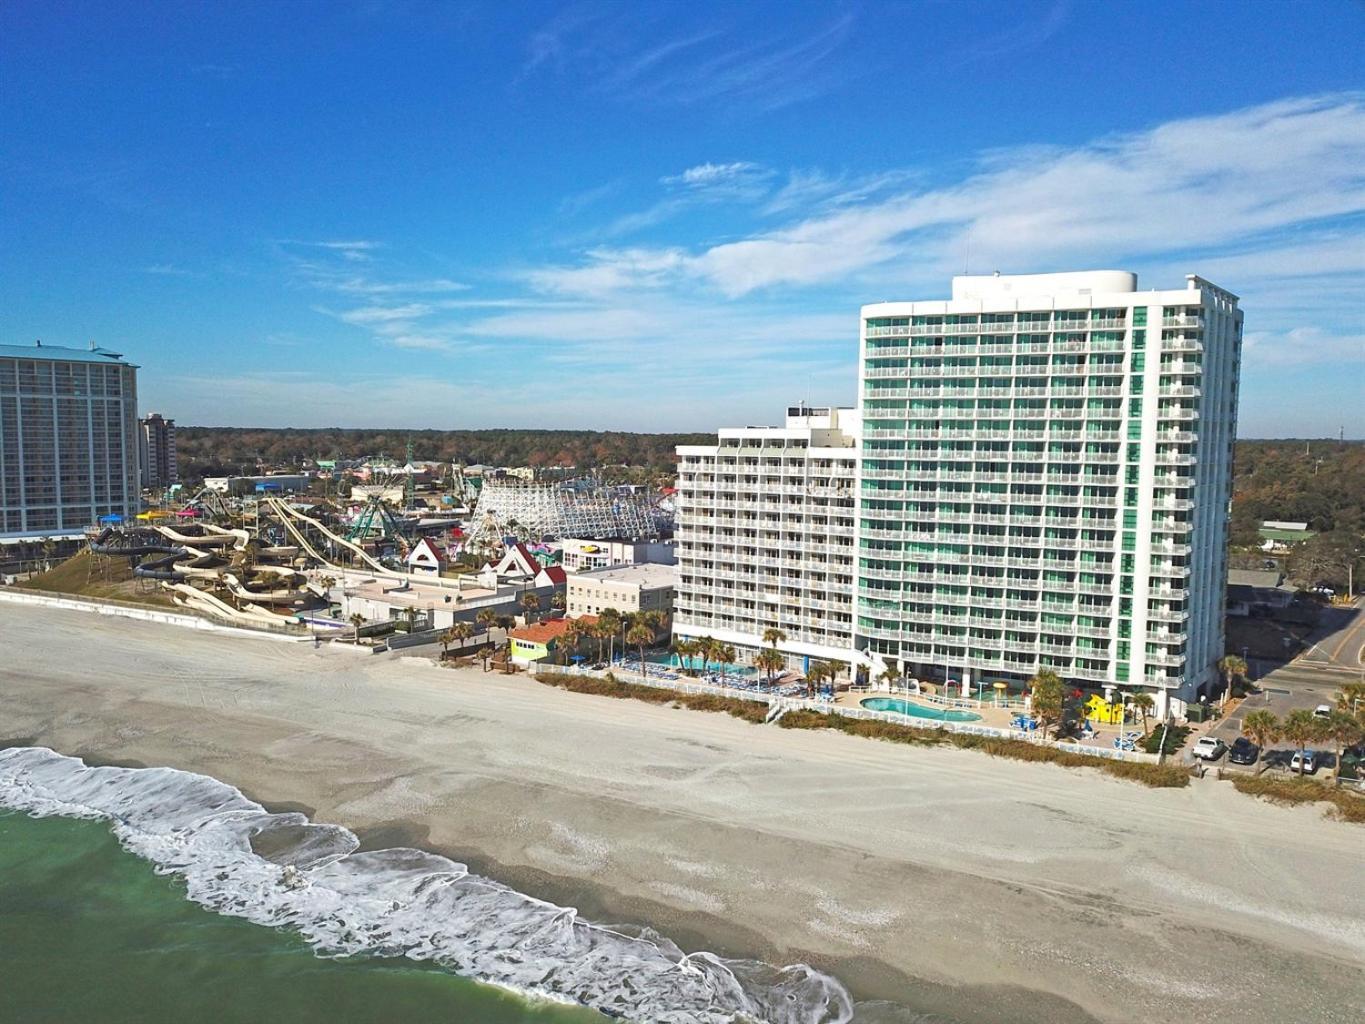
[860,697,982,722]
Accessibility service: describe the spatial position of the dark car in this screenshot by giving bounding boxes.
[1228,737,1259,765]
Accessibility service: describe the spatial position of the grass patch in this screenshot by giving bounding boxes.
[1231,774,1365,823]
[15,550,174,608]
[534,672,768,724]
[778,710,1189,788]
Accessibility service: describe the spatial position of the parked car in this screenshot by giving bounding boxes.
[1192,736,1227,761]
[1289,750,1318,775]
[1228,737,1259,765]
[1313,704,1332,719]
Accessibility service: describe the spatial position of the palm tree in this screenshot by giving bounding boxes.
[1241,709,1279,775]
[1129,692,1156,734]
[672,637,697,675]
[878,665,900,692]
[1217,654,1248,704]
[454,620,475,649]
[1323,709,1363,786]
[476,607,496,639]
[626,623,653,679]
[1028,669,1065,738]
[715,643,736,687]
[439,626,458,660]
[597,607,622,662]
[349,612,365,643]
[560,618,585,666]
[1279,708,1321,777]
[551,590,566,611]
[754,647,784,689]
[1337,682,1365,726]
[762,627,787,649]
[519,590,540,624]
[642,609,667,637]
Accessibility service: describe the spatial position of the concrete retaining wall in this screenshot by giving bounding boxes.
[0,588,307,643]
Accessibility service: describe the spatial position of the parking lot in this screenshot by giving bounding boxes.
[1204,599,1362,777]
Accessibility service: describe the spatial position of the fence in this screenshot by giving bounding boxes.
[593,664,1159,764]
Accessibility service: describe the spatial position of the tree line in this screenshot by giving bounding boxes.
[174,427,713,481]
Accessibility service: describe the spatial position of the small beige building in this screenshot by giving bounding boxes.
[566,563,677,618]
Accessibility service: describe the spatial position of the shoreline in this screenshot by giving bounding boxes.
[2,602,1362,1024]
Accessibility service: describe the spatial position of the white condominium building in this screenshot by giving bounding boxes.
[674,406,859,672]
[857,271,1241,711]
[0,342,140,540]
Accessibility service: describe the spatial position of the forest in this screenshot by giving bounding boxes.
[1230,440,1364,540]
[175,427,712,481]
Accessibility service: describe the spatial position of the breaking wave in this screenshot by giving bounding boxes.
[0,747,852,1024]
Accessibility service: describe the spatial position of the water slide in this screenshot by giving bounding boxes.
[154,524,250,550]
[163,583,299,627]
[263,497,465,590]
[220,573,314,605]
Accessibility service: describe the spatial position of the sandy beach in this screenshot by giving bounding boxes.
[1,602,1361,1024]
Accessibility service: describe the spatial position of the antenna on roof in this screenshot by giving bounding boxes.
[89,339,96,351]
[35,339,41,347]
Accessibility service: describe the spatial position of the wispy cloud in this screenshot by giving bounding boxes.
[529,93,1365,299]
[141,263,194,277]
[521,9,857,112]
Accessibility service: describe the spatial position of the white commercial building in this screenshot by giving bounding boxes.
[673,406,859,673]
[566,562,677,618]
[560,536,676,573]
[676,272,1241,716]
[0,342,140,540]
[857,271,1240,713]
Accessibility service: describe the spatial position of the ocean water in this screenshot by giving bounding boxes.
[0,748,853,1024]
[0,811,599,1024]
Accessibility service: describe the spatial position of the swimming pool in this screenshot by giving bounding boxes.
[860,697,983,722]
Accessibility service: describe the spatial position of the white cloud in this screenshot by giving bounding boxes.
[531,93,1365,300]
[337,303,435,324]
[662,161,771,190]
[1241,326,1365,368]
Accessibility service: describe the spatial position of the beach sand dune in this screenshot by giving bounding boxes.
[2,602,1361,1023]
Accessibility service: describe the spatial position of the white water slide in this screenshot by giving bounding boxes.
[263,497,464,590]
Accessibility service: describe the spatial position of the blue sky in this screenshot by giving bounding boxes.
[2,0,1362,436]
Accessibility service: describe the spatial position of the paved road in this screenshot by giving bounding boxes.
[1291,598,1364,671]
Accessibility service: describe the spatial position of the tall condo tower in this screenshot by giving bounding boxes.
[0,342,140,539]
[856,272,1241,713]
[139,412,178,489]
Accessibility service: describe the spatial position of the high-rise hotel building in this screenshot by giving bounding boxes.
[0,342,140,539]
[676,271,1241,711]
[673,406,859,672]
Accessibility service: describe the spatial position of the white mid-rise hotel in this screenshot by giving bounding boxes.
[674,406,859,672]
[674,271,1242,712]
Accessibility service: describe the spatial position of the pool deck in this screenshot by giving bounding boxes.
[834,689,1144,751]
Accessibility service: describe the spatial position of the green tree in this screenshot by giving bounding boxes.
[1322,709,1363,786]
[1129,692,1155,734]
[1217,655,1248,703]
[1279,708,1324,777]
[519,590,541,624]
[1241,709,1279,775]
[1029,669,1066,738]
[754,647,784,688]
[761,627,787,648]
[626,623,654,679]
[348,612,365,642]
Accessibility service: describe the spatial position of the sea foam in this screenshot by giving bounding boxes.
[0,747,852,1024]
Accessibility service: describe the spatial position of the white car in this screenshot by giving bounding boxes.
[1192,736,1227,761]
[1290,750,1318,774]
[1313,704,1332,719]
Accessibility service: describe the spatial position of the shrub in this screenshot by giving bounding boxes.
[1230,774,1365,824]
[1140,725,1191,755]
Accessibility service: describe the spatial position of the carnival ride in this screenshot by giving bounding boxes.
[463,478,671,552]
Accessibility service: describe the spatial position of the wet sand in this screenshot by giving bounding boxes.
[1,601,1362,1023]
